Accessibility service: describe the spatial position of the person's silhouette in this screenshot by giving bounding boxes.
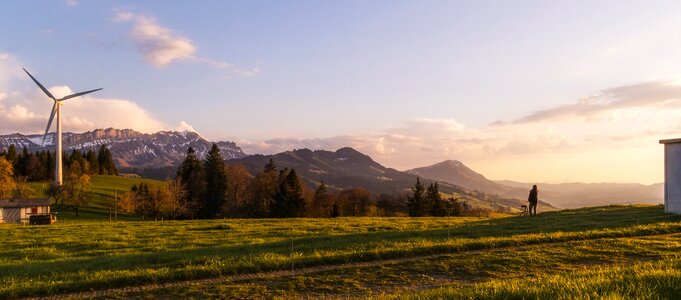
[528,185,538,216]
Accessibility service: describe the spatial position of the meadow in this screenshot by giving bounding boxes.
[1,203,680,299]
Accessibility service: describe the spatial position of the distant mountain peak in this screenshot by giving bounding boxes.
[0,128,247,168]
[436,160,464,167]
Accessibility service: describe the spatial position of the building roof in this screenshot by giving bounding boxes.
[0,198,50,208]
[660,138,681,144]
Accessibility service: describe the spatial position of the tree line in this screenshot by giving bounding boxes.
[123,145,489,220]
[0,145,117,216]
[0,144,118,181]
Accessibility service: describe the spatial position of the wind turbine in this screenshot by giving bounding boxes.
[23,68,102,186]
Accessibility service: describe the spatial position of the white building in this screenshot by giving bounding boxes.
[660,139,681,214]
[0,198,51,223]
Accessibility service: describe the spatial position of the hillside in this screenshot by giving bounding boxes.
[0,128,247,168]
[408,160,663,208]
[407,160,528,199]
[27,175,164,221]
[229,148,555,211]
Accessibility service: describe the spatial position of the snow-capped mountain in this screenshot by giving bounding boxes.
[0,128,247,168]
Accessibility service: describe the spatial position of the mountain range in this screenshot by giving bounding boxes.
[0,128,247,168]
[227,148,553,211]
[1,128,660,209]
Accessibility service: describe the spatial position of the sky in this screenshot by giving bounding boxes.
[2,1,681,184]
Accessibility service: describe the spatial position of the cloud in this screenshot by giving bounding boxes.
[176,120,197,132]
[0,51,22,86]
[65,0,78,7]
[0,86,168,135]
[113,11,196,67]
[113,9,258,77]
[240,80,681,183]
[511,81,681,124]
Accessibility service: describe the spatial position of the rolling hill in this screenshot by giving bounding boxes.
[406,160,663,208]
[228,148,555,211]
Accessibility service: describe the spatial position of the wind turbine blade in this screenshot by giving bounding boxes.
[59,88,102,101]
[23,68,56,100]
[42,101,57,145]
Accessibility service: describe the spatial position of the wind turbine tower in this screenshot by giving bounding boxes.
[23,68,102,186]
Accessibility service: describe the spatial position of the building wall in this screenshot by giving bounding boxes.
[0,206,50,223]
[665,143,681,214]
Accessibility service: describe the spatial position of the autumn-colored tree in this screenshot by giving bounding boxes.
[163,178,188,219]
[337,188,374,216]
[63,164,91,217]
[243,160,278,217]
[312,181,335,217]
[0,157,16,197]
[224,163,253,216]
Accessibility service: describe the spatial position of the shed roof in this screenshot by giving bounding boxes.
[0,198,50,208]
[660,138,681,144]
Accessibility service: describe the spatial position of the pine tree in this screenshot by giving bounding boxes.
[177,147,206,218]
[428,182,448,216]
[264,158,277,173]
[97,145,118,175]
[85,150,99,175]
[203,144,227,218]
[313,181,335,217]
[406,177,428,217]
[7,145,17,164]
[271,169,306,218]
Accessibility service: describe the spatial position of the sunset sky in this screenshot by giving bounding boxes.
[2,1,681,184]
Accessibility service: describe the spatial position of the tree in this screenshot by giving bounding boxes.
[177,147,206,218]
[428,183,449,217]
[376,193,403,217]
[6,145,17,164]
[312,181,335,217]
[63,167,91,217]
[85,150,99,175]
[329,201,342,218]
[243,160,278,217]
[264,158,277,173]
[271,169,306,218]
[98,145,118,175]
[224,163,253,216]
[449,197,462,216]
[12,177,33,199]
[203,144,227,218]
[0,157,16,197]
[406,177,429,217]
[337,188,373,216]
[163,178,188,219]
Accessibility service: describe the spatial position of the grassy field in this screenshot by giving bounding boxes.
[1,204,681,298]
[27,175,164,221]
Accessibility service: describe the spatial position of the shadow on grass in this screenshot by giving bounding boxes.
[4,205,680,279]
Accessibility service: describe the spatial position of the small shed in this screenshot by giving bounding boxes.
[660,138,681,214]
[0,198,51,224]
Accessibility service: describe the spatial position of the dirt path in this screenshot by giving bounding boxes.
[24,232,680,300]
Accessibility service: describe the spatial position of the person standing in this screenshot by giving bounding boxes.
[528,185,538,216]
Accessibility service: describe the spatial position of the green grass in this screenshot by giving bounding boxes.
[28,175,164,221]
[115,233,681,299]
[1,205,680,298]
